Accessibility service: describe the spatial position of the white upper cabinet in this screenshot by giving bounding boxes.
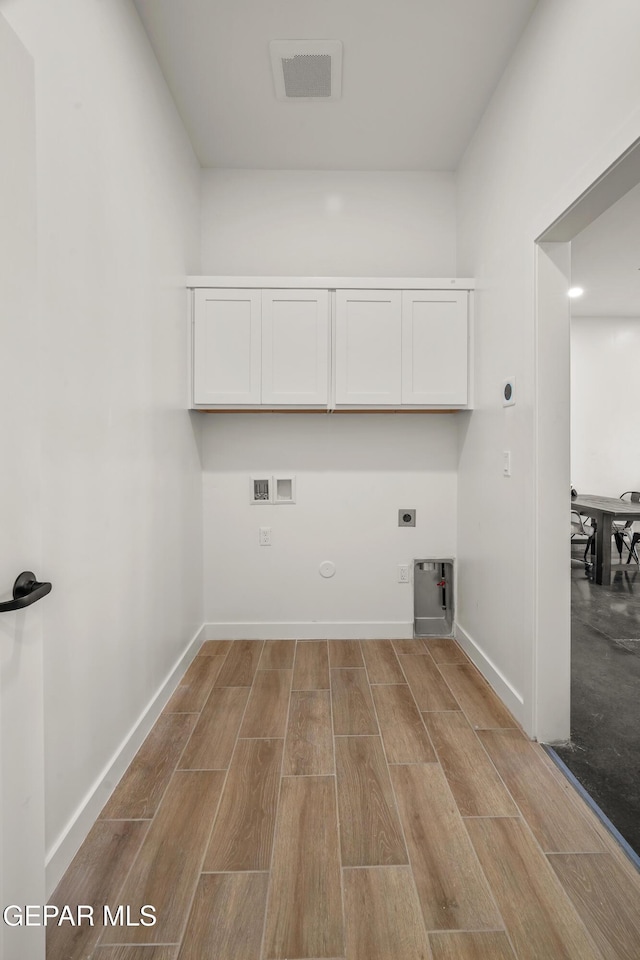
[335,290,402,405]
[193,289,261,404]
[191,279,472,410]
[401,291,468,405]
[261,290,329,405]
[193,288,329,407]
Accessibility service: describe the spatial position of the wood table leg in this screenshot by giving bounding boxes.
[594,513,612,585]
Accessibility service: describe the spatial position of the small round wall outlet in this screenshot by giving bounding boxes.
[319,560,336,578]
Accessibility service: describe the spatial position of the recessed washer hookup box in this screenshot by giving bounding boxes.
[414,559,454,637]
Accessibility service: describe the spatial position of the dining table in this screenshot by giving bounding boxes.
[571,494,640,584]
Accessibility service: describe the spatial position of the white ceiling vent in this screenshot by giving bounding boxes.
[269,40,342,101]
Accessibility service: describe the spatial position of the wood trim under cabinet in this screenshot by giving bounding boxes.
[194,408,461,414]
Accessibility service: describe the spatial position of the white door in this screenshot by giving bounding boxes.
[0,14,46,960]
[401,291,468,405]
[335,290,402,405]
[262,290,329,405]
[193,289,262,405]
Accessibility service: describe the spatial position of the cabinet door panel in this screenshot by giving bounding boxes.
[402,292,468,405]
[335,291,402,405]
[262,290,329,405]
[193,289,261,405]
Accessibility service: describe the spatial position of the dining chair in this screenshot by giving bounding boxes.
[627,530,640,564]
[616,491,640,564]
[571,510,595,567]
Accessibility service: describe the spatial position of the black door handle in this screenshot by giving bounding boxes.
[0,571,52,612]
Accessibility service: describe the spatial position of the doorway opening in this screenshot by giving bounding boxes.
[535,136,640,860]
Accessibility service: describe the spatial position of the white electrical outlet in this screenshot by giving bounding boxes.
[503,451,511,477]
[398,564,409,583]
[259,526,272,545]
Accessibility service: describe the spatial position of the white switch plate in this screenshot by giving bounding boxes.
[503,451,511,477]
[259,526,272,545]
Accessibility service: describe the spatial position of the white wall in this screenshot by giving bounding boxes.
[3,0,203,888]
[571,317,640,496]
[455,0,640,737]
[199,169,459,635]
[202,415,457,637]
[201,169,456,276]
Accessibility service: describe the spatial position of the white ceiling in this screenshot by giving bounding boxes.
[133,0,537,171]
[571,180,640,318]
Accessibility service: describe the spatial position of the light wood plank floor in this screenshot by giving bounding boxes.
[49,638,640,960]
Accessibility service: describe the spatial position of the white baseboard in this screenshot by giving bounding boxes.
[204,621,414,640]
[45,623,207,896]
[453,621,525,725]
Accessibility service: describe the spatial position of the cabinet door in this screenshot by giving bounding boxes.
[402,291,468,405]
[193,289,261,405]
[262,290,329,405]
[335,290,402,404]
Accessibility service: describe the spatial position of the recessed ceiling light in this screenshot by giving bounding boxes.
[568,287,584,298]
